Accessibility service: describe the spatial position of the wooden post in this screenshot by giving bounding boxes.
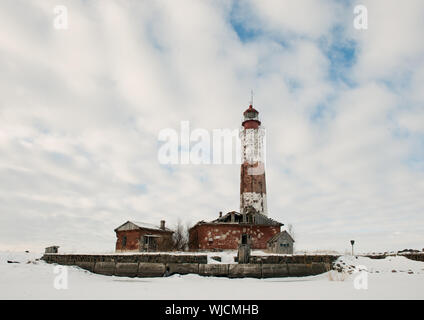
[237,244,251,264]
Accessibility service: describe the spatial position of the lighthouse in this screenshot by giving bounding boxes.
[188,101,284,251]
[240,104,267,217]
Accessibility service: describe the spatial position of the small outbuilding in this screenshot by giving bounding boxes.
[115,220,173,252]
[45,246,60,254]
[267,230,294,254]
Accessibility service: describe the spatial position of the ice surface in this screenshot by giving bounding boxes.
[1,251,423,299]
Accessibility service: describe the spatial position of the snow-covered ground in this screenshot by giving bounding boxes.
[1,251,423,299]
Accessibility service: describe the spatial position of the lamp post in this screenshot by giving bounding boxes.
[350,240,355,256]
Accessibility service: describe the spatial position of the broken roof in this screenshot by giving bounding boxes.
[195,211,283,227]
[114,221,173,233]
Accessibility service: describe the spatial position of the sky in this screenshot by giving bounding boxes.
[0,0,423,254]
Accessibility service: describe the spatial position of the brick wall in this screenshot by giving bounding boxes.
[189,224,280,250]
[116,230,141,251]
[115,229,173,252]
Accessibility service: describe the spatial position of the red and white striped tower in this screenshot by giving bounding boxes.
[240,104,267,216]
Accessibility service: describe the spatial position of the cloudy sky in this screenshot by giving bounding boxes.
[1,0,423,254]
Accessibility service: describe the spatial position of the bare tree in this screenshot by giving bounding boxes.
[287,223,295,252]
[287,223,295,240]
[172,219,189,251]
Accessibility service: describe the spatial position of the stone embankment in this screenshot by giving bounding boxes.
[42,253,334,278]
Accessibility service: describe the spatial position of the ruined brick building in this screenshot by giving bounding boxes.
[115,220,173,252]
[189,104,293,252]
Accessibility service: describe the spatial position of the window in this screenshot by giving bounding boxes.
[242,234,248,245]
[122,236,127,248]
[245,111,257,120]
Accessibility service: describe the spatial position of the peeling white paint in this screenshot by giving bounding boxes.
[240,128,266,164]
[240,193,267,215]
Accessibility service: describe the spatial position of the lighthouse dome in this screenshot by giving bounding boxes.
[242,105,261,127]
[243,104,259,116]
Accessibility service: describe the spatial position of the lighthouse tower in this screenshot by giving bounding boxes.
[240,104,267,216]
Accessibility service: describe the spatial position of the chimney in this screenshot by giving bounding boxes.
[160,220,166,230]
[219,211,222,218]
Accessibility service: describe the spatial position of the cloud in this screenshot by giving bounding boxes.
[0,0,423,253]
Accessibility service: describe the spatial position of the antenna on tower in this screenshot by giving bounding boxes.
[250,89,254,106]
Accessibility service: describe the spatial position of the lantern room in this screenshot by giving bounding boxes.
[242,105,261,128]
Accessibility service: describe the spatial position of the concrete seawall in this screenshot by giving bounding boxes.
[365,253,424,262]
[247,255,338,264]
[42,253,208,264]
[42,254,332,278]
